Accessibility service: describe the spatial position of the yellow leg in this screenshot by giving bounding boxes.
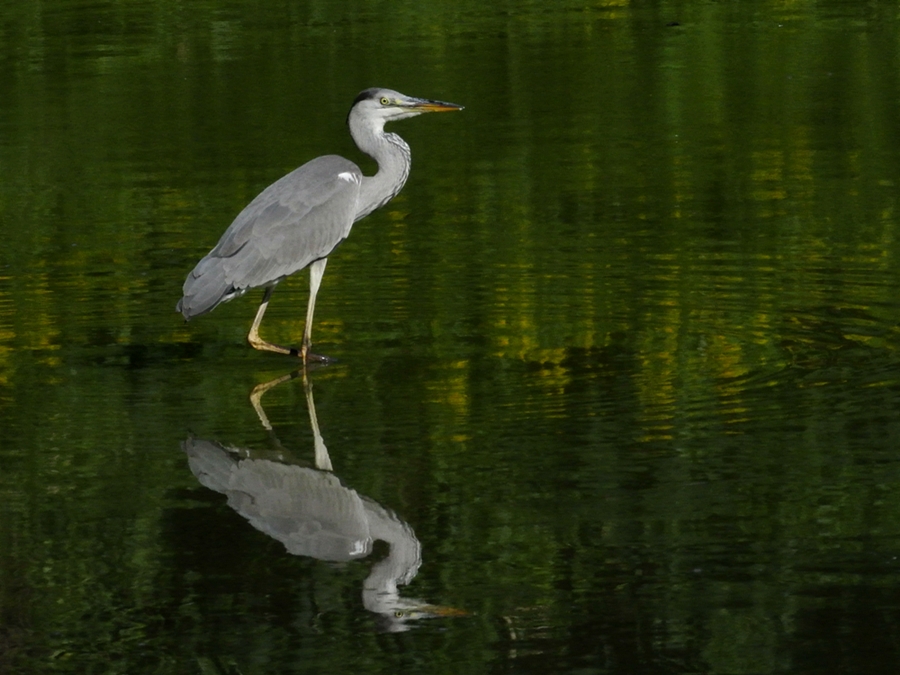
[247,286,301,357]
[245,259,332,365]
[301,259,329,363]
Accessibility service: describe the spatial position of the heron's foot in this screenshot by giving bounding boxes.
[299,344,335,365]
[247,332,334,365]
[247,333,296,356]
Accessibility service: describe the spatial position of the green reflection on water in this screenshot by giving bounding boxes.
[3,1,900,674]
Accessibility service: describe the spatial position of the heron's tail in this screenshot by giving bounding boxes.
[177,255,237,320]
[182,437,239,495]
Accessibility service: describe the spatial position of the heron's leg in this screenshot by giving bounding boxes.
[301,258,329,363]
[247,286,299,357]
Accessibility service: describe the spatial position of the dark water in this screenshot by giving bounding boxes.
[3,1,900,673]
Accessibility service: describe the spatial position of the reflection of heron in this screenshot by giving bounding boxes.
[183,374,465,630]
[176,88,463,364]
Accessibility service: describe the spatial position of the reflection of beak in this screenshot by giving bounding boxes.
[402,604,470,619]
[407,98,464,113]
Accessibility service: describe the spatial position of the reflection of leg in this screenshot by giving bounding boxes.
[301,258,330,364]
[303,377,333,471]
[247,370,333,471]
[249,371,297,430]
[247,286,300,357]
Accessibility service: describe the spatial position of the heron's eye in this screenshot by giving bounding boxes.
[380,97,390,106]
[394,610,405,618]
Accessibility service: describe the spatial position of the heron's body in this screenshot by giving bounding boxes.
[177,156,362,318]
[176,88,462,363]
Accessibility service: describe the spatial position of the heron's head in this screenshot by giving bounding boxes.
[348,88,463,126]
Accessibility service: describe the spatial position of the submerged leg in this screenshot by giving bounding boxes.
[301,258,330,363]
[247,286,301,357]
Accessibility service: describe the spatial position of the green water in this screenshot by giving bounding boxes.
[3,1,900,673]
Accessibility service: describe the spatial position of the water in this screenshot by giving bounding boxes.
[3,1,900,673]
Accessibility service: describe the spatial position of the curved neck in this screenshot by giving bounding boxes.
[361,498,421,614]
[348,112,412,221]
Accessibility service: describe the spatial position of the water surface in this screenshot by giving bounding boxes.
[3,1,900,673]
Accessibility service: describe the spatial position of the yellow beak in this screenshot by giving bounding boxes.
[408,98,464,113]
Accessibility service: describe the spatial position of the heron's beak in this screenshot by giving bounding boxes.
[407,98,464,113]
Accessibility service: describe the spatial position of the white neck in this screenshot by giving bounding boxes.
[348,112,412,221]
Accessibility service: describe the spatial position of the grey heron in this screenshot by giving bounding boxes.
[176,88,463,363]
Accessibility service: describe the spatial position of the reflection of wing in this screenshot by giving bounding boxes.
[183,438,372,561]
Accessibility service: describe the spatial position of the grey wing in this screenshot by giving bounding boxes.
[177,155,362,319]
